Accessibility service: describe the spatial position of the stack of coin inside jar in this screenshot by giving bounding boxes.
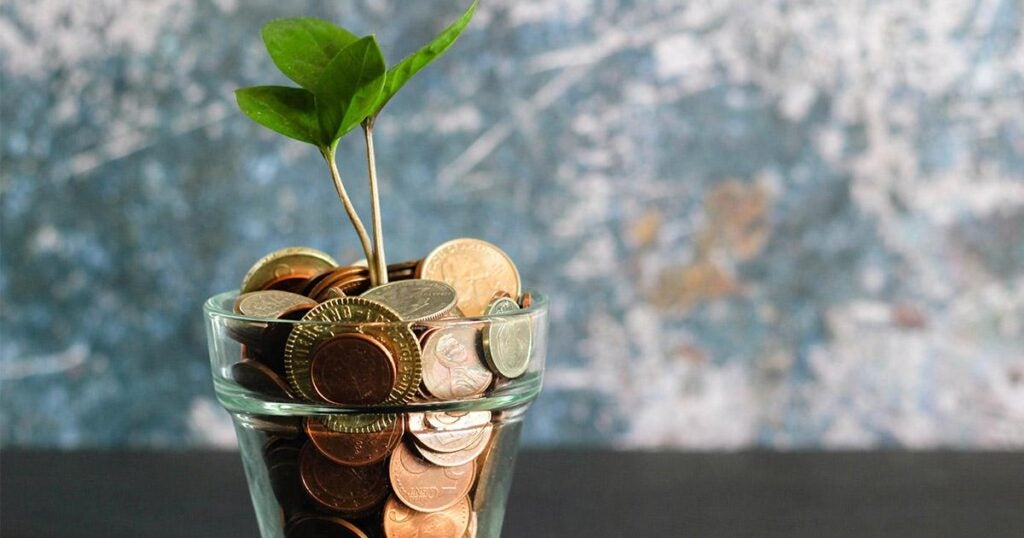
[227,238,534,537]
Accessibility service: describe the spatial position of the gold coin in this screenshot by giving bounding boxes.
[240,246,338,293]
[389,442,474,513]
[383,495,471,538]
[420,326,493,399]
[418,239,521,317]
[360,280,457,322]
[284,297,422,432]
[482,297,532,378]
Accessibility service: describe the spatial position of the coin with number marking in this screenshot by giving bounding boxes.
[389,442,474,513]
[383,494,471,538]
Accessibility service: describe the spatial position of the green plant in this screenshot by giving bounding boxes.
[235,1,478,286]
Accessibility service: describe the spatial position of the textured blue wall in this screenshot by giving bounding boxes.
[2,0,1023,448]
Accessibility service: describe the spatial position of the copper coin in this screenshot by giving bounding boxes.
[383,495,471,538]
[306,416,404,467]
[285,514,369,538]
[263,438,307,517]
[299,269,338,297]
[299,442,390,515]
[420,326,493,399]
[262,275,312,294]
[241,246,338,294]
[308,267,371,300]
[231,359,293,399]
[308,333,397,405]
[519,292,533,309]
[389,442,474,513]
[418,239,521,317]
[408,412,491,454]
[414,424,492,468]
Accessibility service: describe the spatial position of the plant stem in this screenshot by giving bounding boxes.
[320,146,377,285]
[363,121,388,286]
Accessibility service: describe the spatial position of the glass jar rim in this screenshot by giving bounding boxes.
[203,289,548,326]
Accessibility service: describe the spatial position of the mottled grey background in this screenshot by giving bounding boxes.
[2,0,1023,448]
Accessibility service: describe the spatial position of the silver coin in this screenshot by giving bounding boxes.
[482,297,532,378]
[360,280,457,322]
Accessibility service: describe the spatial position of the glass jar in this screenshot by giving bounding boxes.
[204,291,548,538]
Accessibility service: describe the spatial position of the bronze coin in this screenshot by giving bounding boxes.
[298,442,390,515]
[285,514,369,538]
[308,333,397,405]
[389,442,474,513]
[263,439,307,518]
[308,267,371,300]
[420,326,493,399]
[306,416,404,467]
[262,275,313,294]
[298,268,337,297]
[383,494,471,538]
[231,359,293,399]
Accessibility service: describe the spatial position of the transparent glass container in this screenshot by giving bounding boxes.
[205,291,548,538]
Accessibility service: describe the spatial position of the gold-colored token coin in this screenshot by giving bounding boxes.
[284,297,421,432]
[240,246,338,294]
[420,326,493,399]
[389,442,474,513]
[360,280,457,322]
[482,297,532,378]
[418,239,521,317]
[383,494,472,538]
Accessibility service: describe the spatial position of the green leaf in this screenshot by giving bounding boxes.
[371,0,478,116]
[235,86,323,145]
[315,35,387,141]
[262,18,359,89]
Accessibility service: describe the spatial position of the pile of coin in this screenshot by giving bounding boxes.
[226,238,534,537]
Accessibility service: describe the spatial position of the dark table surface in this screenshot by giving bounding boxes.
[2,450,1022,537]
